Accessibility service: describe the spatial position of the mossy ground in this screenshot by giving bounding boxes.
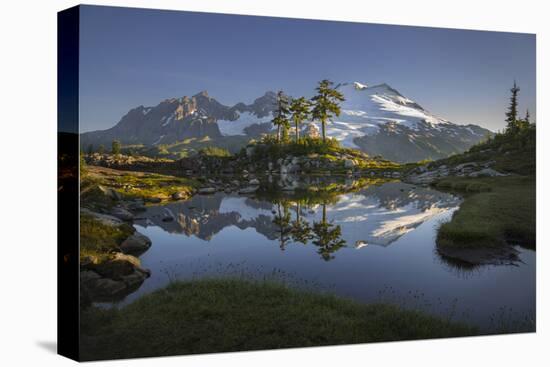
[435,176,535,250]
[80,278,475,360]
[79,167,199,263]
[79,213,134,262]
[81,166,200,204]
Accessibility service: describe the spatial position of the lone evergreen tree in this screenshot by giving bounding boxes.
[271,91,290,143]
[505,81,520,134]
[111,140,121,155]
[289,97,311,143]
[311,79,345,142]
[525,109,531,124]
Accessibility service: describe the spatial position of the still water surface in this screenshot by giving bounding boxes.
[113,181,535,330]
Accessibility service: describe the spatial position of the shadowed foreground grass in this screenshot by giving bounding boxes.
[436,176,535,250]
[80,279,475,361]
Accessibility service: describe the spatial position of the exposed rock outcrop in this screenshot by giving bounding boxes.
[120,232,152,255]
[198,187,216,194]
[110,207,134,221]
[406,161,508,184]
[81,253,151,302]
[238,186,259,194]
[80,208,152,303]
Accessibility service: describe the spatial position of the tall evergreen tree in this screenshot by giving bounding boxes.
[271,91,290,144]
[311,79,345,142]
[505,81,520,134]
[289,97,311,143]
[111,140,121,155]
[525,109,531,124]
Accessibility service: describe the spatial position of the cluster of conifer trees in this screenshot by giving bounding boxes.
[271,79,345,143]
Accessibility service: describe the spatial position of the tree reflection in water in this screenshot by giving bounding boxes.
[290,201,313,244]
[273,202,292,250]
[311,204,346,261]
[272,198,346,261]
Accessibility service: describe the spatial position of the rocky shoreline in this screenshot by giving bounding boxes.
[405,160,507,185]
[402,159,527,267]
[85,149,403,178]
[80,208,152,303]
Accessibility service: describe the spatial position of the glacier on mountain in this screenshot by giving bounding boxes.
[216,82,467,149]
[218,111,273,136]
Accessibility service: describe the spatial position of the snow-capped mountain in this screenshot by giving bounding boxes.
[80,82,491,162]
[326,82,453,146]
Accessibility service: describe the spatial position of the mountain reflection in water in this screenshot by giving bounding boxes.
[136,181,461,259]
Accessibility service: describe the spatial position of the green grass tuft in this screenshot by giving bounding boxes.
[436,176,535,250]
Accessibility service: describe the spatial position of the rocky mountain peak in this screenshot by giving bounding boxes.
[195,90,209,98]
[175,96,197,120]
[252,91,276,105]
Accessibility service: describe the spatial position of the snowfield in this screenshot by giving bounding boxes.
[161,113,174,127]
[314,82,459,148]
[313,120,376,149]
[326,82,454,145]
[218,111,273,136]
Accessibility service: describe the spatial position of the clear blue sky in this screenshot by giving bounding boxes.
[79,5,536,132]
